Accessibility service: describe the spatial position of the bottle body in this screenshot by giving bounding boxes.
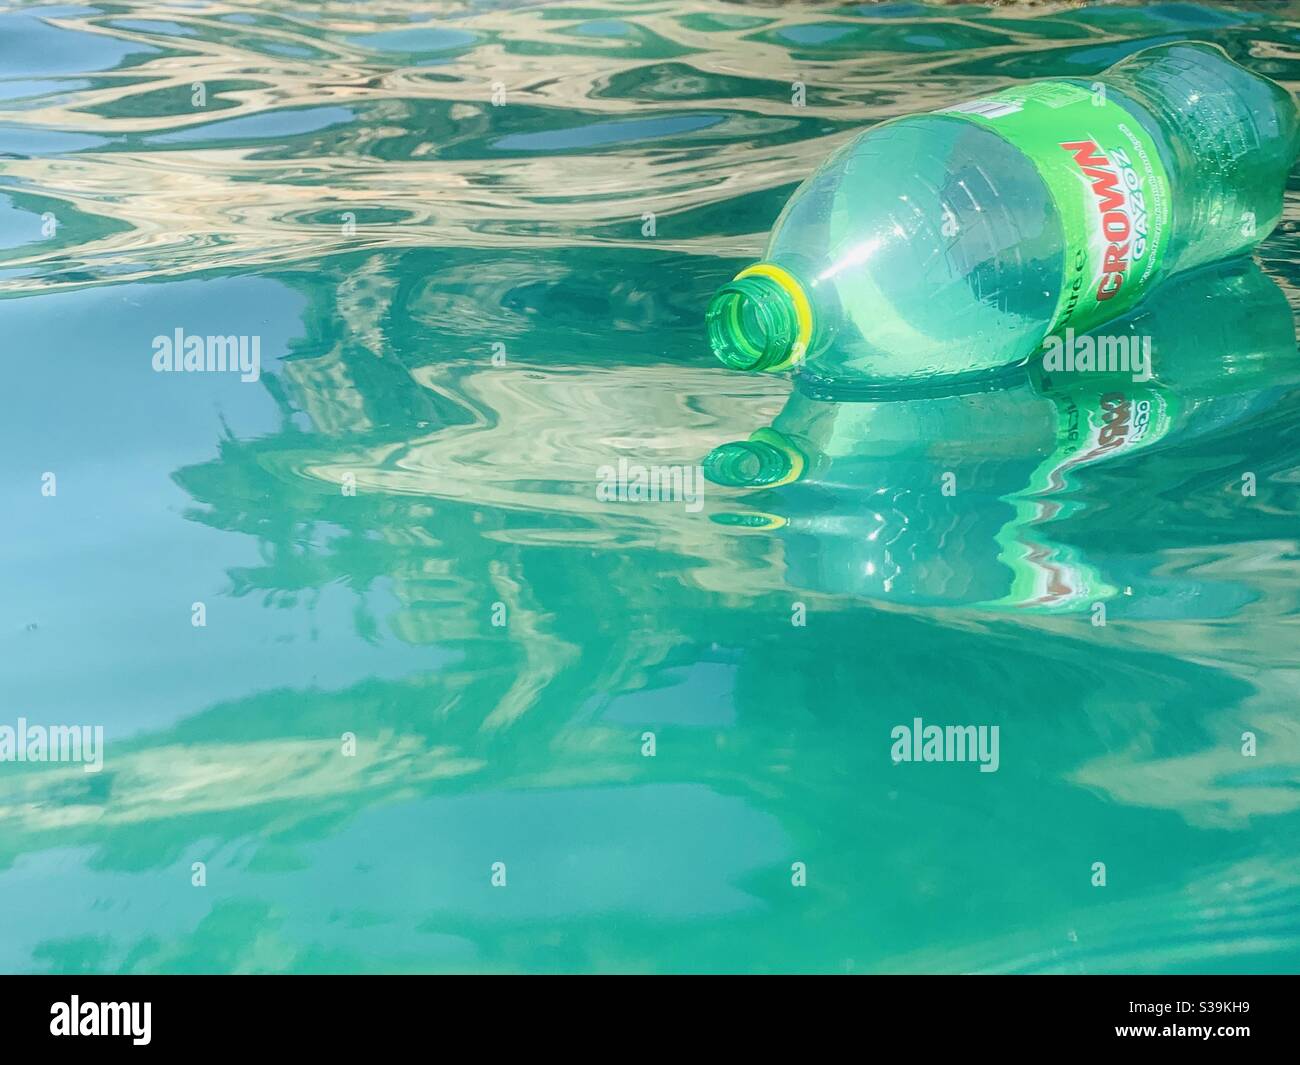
[1102,43,1300,276]
[763,113,1065,385]
[707,43,1300,386]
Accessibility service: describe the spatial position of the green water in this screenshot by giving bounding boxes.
[2,0,1300,974]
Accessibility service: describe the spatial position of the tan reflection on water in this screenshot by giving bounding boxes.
[1,0,1072,293]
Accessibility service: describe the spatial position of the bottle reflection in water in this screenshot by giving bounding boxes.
[704,259,1298,613]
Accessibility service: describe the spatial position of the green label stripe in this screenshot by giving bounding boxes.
[939,80,1172,335]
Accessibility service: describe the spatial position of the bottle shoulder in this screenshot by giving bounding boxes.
[766,111,1066,380]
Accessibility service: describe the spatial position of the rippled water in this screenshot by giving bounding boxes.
[3,0,1300,974]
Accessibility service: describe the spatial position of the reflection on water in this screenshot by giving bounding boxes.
[705,260,1300,615]
[2,1,1300,973]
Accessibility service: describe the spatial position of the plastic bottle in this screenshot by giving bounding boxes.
[705,42,1300,390]
[703,258,1298,612]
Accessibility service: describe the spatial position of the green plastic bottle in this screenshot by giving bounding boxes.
[703,258,1298,611]
[705,42,1300,390]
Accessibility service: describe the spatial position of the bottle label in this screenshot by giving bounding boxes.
[940,80,1172,335]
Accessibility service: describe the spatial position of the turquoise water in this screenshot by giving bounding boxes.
[2,0,1300,974]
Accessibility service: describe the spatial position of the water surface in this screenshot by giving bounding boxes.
[2,0,1300,973]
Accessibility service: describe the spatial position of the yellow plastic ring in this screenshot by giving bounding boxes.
[734,263,812,371]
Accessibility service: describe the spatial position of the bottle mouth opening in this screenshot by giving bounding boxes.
[706,275,797,371]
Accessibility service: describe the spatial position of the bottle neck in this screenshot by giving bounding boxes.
[706,263,812,372]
